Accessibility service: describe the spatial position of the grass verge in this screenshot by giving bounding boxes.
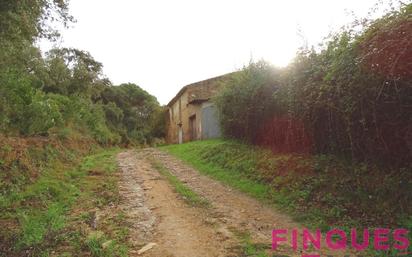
[0,148,130,257]
[232,230,270,257]
[150,159,210,208]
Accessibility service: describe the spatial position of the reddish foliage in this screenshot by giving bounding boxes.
[0,134,96,189]
[255,116,313,154]
[361,18,412,80]
[367,115,412,165]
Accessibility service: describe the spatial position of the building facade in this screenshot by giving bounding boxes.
[166,74,230,144]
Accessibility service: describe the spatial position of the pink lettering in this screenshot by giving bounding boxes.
[374,228,390,250]
[393,228,409,250]
[351,228,369,250]
[292,228,298,250]
[326,229,347,250]
[273,229,288,250]
[303,228,321,250]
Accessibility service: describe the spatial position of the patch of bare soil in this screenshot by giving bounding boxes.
[117,151,239,257]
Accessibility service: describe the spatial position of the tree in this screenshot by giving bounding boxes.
[0,0,72,43]
[101,83,162,144]
[43,48,107,97]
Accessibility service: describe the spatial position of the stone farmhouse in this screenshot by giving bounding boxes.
[166,73,232,144]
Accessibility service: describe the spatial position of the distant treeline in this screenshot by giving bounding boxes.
[0,1,165,145]
[215,4,412,167]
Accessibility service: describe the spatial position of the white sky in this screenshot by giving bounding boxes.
[40,0,384,104]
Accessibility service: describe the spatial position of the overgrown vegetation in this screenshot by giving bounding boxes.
[71,149,129,257]
[161,139,412,255]
[0,2,163,254]
[210,5,411,256]
[0,0,164,145]
[210,8,412,255]
[215,3,412,168]
[0,140,130,256]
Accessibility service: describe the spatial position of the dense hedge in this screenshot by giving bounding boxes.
[215,4,412,167]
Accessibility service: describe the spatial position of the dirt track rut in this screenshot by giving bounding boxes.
[117,150,238,257]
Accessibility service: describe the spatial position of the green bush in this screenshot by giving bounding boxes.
[215,61,280,142]
[23,92,63,135]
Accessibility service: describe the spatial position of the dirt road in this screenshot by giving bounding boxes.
[116,149,347,257]
[117,150,239,257]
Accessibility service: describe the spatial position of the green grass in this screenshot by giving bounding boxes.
[151,159,210,208]
[160,140,275,205]
[1,159,82,252]
[0,147,130,257]
[233,230,270,257]
[67,148,129,257]
[85,230,128,257]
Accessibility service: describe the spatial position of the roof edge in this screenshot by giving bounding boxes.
[166,72,235,107]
